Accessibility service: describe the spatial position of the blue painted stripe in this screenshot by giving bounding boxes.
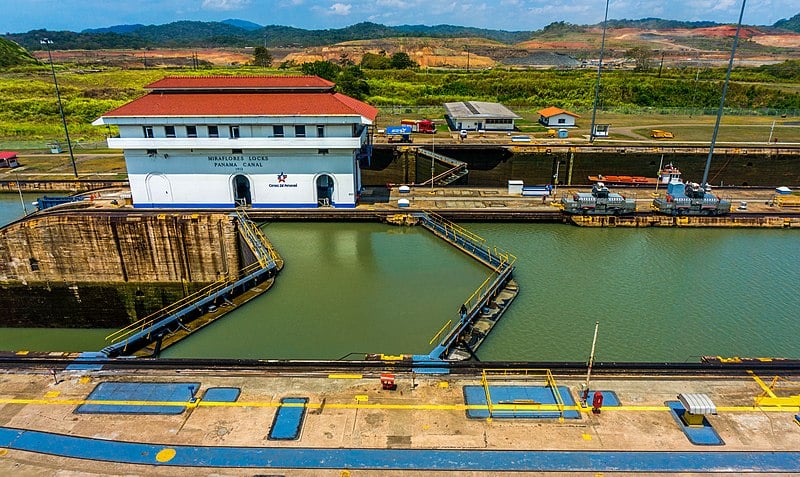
[134,203,235,209]
[1,427,799,471]
[251,203,319,208]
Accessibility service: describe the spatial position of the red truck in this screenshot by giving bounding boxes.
[400,119,436,134]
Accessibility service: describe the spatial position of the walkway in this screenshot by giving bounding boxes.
[1,427,798,472]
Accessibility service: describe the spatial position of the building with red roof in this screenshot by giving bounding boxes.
[93,76,378,209]
[537,106,580,128]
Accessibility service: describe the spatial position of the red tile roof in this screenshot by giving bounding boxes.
[537,106,580,118]
[102,92,378,121]
[0,152,18,160]
[146,76,335,90]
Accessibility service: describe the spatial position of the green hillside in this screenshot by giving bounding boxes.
[774,13,800,32]
[0,38,39,67]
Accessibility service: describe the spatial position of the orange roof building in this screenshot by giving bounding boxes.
[537,106,580,128]
[94,76,377,209]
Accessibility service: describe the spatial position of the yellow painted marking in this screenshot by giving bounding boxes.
[380,354,405,361]
[749,371,778,399]
[0,397,796,414]
[79,377,91,384]
[0,449,7,456]
[155,447,176,463]
[439,381,449,388]
[340,470,351,477]
[582,433,592,441]
[328,374,362,379]
[15,350,29,355]
[44,391,60,398]
[422,424,430,430]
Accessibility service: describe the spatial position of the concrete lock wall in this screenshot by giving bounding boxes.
[0,213,242,327]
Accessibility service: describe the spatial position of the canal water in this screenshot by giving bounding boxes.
[1,192,799,362]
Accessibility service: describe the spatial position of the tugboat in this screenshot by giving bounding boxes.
[561,182,636,215]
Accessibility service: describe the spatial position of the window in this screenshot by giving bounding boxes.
[229,125,240,139]
[273,125,284,138]
[186,125,197,138]
[208,125,219,138]
[232,149,243,154]
[143,126,154,138]
[557,118,566,124]
[318,149,329,155]
[316,125,325,137]
[146,149,157,156]
[295,125,306,138]
[29,258,39,272]
[165,125,176,138]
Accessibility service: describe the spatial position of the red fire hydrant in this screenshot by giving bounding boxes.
[592,391,604,414]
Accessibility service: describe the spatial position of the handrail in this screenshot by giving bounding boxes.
[105,211,279,346]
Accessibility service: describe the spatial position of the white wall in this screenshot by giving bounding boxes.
[125,149,358,208]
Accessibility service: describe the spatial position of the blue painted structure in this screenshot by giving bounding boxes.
[36,195,86,210]
[268,397,308,440]
[666,400,725,446]
[463,385,581,419]
[76,382,199,415]
[1,427,799,472]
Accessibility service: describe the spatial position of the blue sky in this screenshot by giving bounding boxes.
[0,0,797,33]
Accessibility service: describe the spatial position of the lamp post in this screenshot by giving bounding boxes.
[40,38,78,178]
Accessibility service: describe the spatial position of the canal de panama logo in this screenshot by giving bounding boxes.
[270,172,297,188]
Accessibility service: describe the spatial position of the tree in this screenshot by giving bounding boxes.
[253,46,273,68]
[625,46,653,72]
[390,51,416,69]
[360,52,391,70]
[300,60,341,81]
[336,66,370,99]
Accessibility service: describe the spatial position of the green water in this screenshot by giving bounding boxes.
[1,193,798,362]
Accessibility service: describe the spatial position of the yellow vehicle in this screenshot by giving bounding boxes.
[545,129,557,138]
[650,129,674,139]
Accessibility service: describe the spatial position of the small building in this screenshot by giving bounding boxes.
[93,76,377,209]
[0,151,20,168]
[538,106,580,128]
[443,101,521,132]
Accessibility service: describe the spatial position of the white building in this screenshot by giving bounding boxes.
[537,106,580,128]
[93,76,377,209]
[443,101,520,132]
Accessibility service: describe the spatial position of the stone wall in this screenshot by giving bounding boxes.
[0,212,242,327]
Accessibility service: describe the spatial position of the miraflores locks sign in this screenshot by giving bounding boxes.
[207,155,269,171]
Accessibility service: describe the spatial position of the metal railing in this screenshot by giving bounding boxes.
[481,368,566,419]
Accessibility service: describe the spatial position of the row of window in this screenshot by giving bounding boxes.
[145,148,330,156]
[142,125,327,139]
[485,118,514,124]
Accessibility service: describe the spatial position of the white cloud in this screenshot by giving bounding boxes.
[201,0,250,11]
[329,2,352,15]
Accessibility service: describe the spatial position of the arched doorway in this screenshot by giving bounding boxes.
[146,174,172,205]
[316,174,334,207]
[233,175,251,206]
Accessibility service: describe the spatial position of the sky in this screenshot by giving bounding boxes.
[0,0,798,34]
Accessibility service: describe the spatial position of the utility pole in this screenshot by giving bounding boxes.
[702,0,747,187]
[581,321,600,405]
[589,0,610,144]
[40,38,78,178]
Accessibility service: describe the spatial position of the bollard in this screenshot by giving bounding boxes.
[592,391,604,414]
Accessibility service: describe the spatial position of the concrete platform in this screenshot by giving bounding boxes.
[1,365,799,475]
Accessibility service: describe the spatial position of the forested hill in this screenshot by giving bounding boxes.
[0,37,39,67]
[4,15,799,51]
[774,13,800,32]
[5,21,531,50]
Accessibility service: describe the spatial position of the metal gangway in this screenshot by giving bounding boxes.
[417,211,517,360]
[415,148,469,187]
[101,209,281,357]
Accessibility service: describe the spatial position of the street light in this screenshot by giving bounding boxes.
[40,38,78,178]
[588,0,610,144]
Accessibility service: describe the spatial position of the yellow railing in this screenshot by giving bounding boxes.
[423,211,516,271]
[106,211,280,347]
[481,368,565,419]
[429,320,453,345]
[104,260,265,345]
